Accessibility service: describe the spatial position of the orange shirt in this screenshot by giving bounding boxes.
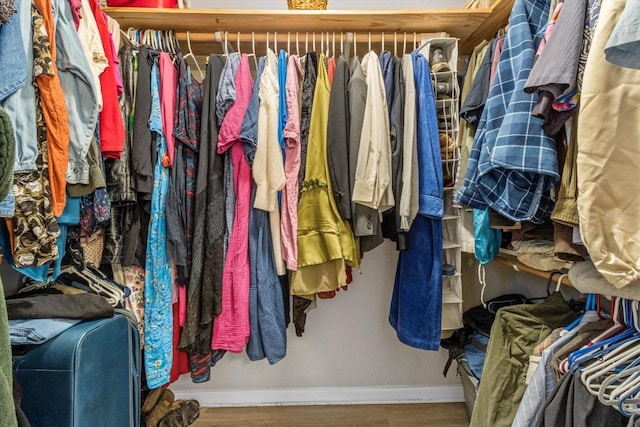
[34,0,70,217]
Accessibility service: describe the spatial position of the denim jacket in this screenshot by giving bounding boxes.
[54,0,98,184]
[0,0,26,103]
[1,0,37,172]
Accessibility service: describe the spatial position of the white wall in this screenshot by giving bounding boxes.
[173,241,465,406]
[190,0,467,9]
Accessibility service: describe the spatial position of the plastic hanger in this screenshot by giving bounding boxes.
[312,32,316,52]
[403,32,407,56]
[394,32,397,57]
[332,32,336,57]
[368,32,372,52]
[296,32,300,57]
[354,32,357,58]
[589,297,628,345]
[183,31,203,80]
[382,32,385,52]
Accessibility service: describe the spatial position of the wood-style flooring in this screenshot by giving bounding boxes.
[191,403,469,426]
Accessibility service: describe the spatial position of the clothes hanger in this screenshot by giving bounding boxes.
[382,32,385,52]
[288,32,291,56]
[266,31,270,54]
[589,297,628,345]
[581,335,640,391]
[332,32,336,57]
[274,31,278,52]
[340,32,344,57]
[183,31,204,80]
[403,32,407,56]
[368,32,372,52]
[354,32,357,58]
[413,32,417,51]
[251,32,258,69]
[320,32,324,57]
[325,32,330,58]
[305,32,309,55]
[598,365,640,406]
[215,31,228,57]
[296,32,300,57]
[394,32,398,57]
[312,32,316,52]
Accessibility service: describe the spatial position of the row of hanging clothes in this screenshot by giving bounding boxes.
[453,0,640,423]
[109,26,455,389]
[465,274,640,427]
[455,0,640,296]
[0,0,457,392]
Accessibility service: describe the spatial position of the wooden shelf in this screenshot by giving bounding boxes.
[103,1,513,55]
[494,255,573,288]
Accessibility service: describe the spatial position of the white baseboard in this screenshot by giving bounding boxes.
[172,385,465,407]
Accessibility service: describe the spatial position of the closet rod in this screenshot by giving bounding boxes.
[494,256,574,288]
[174,31,448,57]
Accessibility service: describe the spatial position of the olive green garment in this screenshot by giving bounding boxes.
[291,54,358,296]
[0,275,18,427]
[469,292,578,427]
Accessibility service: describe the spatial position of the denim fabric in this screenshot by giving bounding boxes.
[605,0,640,69]
[240,56,265,165]
[246,188,286,364]
[379,50,394,115]
[389,51,444,351]
[144,62,173,389]
[0,0,26,102]
[413,51,443,219]
[1,0,37,172]
[0,189,15,217]
[54,0,97,184]
[277,49,288,151]
[9,318,80,345]
[216,52,240,126]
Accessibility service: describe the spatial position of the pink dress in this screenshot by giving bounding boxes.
[280,55,303,271]
[213,54,254,352]
[159,52,177,166]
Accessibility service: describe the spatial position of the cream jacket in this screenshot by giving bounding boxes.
[352,51,394,213]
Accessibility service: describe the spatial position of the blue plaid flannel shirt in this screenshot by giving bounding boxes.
[456,0,560,223]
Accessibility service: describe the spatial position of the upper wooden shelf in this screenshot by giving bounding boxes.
[104,0,513,55]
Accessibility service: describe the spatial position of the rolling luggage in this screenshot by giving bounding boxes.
[13,312,141,427]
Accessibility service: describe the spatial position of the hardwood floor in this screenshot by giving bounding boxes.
[191,403,469,426]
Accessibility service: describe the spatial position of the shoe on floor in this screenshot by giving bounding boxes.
[145,389,175,427]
